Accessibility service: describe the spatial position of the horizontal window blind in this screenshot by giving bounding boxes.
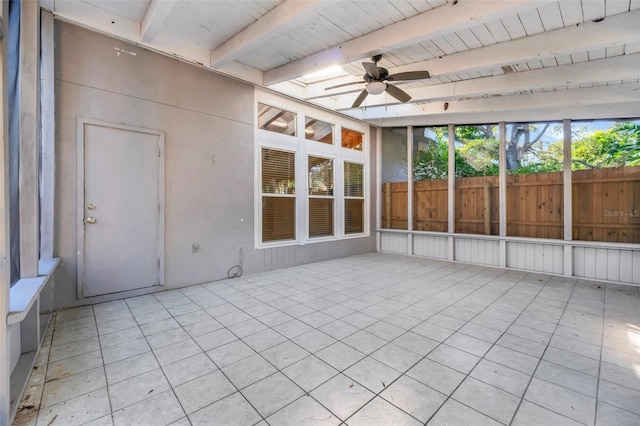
[256,99,367,245]
[309,156,333,196]
[345,162,364,234]
[345,199,364,234]
[309,198,334,237]
[309,156,334,237]
[262,198,295,242]
[262,148,295,242]
[344,162,363,197]
[262,148,295,194]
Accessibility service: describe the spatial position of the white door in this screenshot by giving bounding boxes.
[79,121,164,297]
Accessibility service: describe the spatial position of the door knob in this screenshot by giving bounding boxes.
[86,217,97,224]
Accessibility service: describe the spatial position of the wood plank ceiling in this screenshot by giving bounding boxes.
[46,0,640,126]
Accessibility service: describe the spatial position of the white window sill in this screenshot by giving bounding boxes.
[257,233,370,249]
[8,258,60,325]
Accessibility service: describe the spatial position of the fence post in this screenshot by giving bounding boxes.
[484,181,491,235]
[384,182,392,228]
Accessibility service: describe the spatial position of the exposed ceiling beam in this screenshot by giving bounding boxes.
[333,54,640,110]
[210,0,338,68]
[140,0,177,43]
[263,0,550,85]
[305,9,640,99]
[346,82,640,126]
[53,0,141,42]
[51,0,264,84]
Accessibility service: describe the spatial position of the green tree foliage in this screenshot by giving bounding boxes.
[412,121,639,181]
[455,125,499,176]
[571,122,640,169]
[413,125,500,180]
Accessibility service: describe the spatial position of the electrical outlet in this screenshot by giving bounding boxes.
[192,243,200,253]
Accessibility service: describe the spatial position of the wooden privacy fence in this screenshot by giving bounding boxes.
[382,166,640,243]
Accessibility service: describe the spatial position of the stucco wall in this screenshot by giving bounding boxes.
[54,22,376,308]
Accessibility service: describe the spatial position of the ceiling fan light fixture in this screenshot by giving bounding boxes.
[366,81,386,95]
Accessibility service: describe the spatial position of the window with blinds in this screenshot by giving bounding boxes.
[342,127,364,151]
[309,156,334,237]
[256,96,367,246]
[344,162,364,234]
[262,148,295,242]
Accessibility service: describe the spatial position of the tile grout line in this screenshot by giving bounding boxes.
[27,264,524,423]
[200,259,477,423]
[507,277,581,426]
[174,283,329,425]
[91,304,116,425]
[124,296,195,424]
[26,255,639,426]
[149,291,273,425]
[420,274,559,426]
[593,282,608,426]
[320,267,558,423]
[341,268,539,424]
[28,311,55,426]
[31,307,109,424]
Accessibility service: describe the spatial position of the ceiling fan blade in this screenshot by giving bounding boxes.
[362,61,380,79]
[324,80,365,90]
[352,89,368,108]
[387,70,431,81]
[385,84,412,103]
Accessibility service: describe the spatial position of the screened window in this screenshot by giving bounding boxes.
[413,126,449,232]
[454,124,499,235]
[506,122,564,239]
[345,162,364,234]
[342,127,363,151]
[258,103,296,136]
[306,117,333,144]
[309,156,334,237]
[381,128,408,230]
[571,120,640,243]
[262,148,295,242]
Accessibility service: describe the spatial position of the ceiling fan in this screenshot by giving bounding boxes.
[324,54,430,108]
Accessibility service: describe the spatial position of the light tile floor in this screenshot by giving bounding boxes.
[13,253,640,426]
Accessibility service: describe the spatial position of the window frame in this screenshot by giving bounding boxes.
[344,160,366,235]
[254,91,369,248]
[260,146,297,243]
[307,154,336,240]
